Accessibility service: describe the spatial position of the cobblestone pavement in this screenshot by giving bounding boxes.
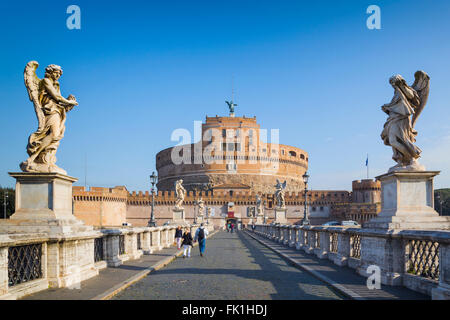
[113,230,345,300]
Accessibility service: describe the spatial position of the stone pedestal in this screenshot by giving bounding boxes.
[0,172,100,288]
[274,208,287,224]
[0,173,94,235]
[172,208,185,224]
[360,170,450,286]
[363,171,450,230]
[256,214,264,224]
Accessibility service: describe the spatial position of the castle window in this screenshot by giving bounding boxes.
[281,149,285,155]
[229,190,233,197]
[300,154,305,159]
[222,129,226,137]
[235,143,241,151]
[289,151,297,157]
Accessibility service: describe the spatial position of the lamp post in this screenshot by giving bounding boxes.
[263,200,267,224]
[148,171,158,227]
[194,200,198,224]
[302,172,310,226]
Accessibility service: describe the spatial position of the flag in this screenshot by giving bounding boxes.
[365,155,368,167]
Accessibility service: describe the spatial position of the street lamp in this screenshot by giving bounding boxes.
[302,172,310,225]
[194,198,199,224]
[148,171,158,227]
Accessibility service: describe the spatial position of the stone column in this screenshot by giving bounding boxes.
[142,229,151,255]
[150,227,162,252]
[307,229,316,254]
[432,242,450,299]
[104,232,122,267]
[278,226,284,243]
[296,228,305,250]
[283,226,290,245]
[159,227,168,248]
[333,231,350,266]
[317,229,330,259]
[289,226,297,247]
[124,231,139,260]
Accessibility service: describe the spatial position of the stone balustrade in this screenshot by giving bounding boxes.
[251,223,450,299]
[0,223,214,300]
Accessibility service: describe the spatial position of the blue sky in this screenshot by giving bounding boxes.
[1,0,449,192]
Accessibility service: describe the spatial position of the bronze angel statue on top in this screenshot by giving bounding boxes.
[381,71,430,172]
[21,61,78,175]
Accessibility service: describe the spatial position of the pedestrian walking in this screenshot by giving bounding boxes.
[231,222,234,233]
[175,226,183,249]
[182,229,193,258]
[194,223,209,257]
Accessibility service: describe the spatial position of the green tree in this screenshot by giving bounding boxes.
[434,188,450,216]
[0,187,15,219]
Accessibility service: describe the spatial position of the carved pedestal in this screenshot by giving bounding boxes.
[256,214,264,224]
[274,208,287,224]
[172,208,186,224]
[363,171,450,230]
[0,172,100,289]
[360,170,450,286]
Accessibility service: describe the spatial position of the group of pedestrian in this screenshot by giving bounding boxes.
[226,222,235,233]
[174,223,209,258]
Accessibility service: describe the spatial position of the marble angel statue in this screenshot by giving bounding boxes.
[197,197,205,216]
[381,71,430,171]
[274,180,287,208]
[174,179,186,210]
[20,61,78,175]
[256,194,264,214]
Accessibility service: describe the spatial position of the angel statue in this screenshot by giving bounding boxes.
[274,180,287,209]
[197,197,205,216]
[225,100,237,114]
[381,71,430,172]
[174,179,186,210]
[256,194,264,215]
[20,61,78,175]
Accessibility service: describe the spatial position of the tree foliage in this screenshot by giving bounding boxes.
[435,188,450,216]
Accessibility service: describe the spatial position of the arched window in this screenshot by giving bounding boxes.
[300,154,305,159]
[289,151,297,157]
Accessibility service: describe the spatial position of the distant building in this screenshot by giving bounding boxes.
[71,111,381,228]
[330,179,381,224]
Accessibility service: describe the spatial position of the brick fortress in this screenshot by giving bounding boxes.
[72,111,381,228]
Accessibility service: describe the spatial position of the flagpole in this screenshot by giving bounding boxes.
[366,154,369,179]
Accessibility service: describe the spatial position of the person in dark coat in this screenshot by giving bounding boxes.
[182,230,193,258]
[175,226,183,249]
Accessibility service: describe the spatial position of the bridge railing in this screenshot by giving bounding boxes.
[1,223,213,300]
[251,223,450,299]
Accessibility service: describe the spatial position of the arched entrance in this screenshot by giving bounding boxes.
[226,218,240,230]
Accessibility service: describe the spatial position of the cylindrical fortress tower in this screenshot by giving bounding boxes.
[156,115,308,194]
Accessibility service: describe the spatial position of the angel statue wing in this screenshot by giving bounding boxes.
[411,70,430,128]
[24,61,44,133]
[281,181,287,190]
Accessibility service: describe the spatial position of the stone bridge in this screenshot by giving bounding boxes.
[1,223,448,300]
